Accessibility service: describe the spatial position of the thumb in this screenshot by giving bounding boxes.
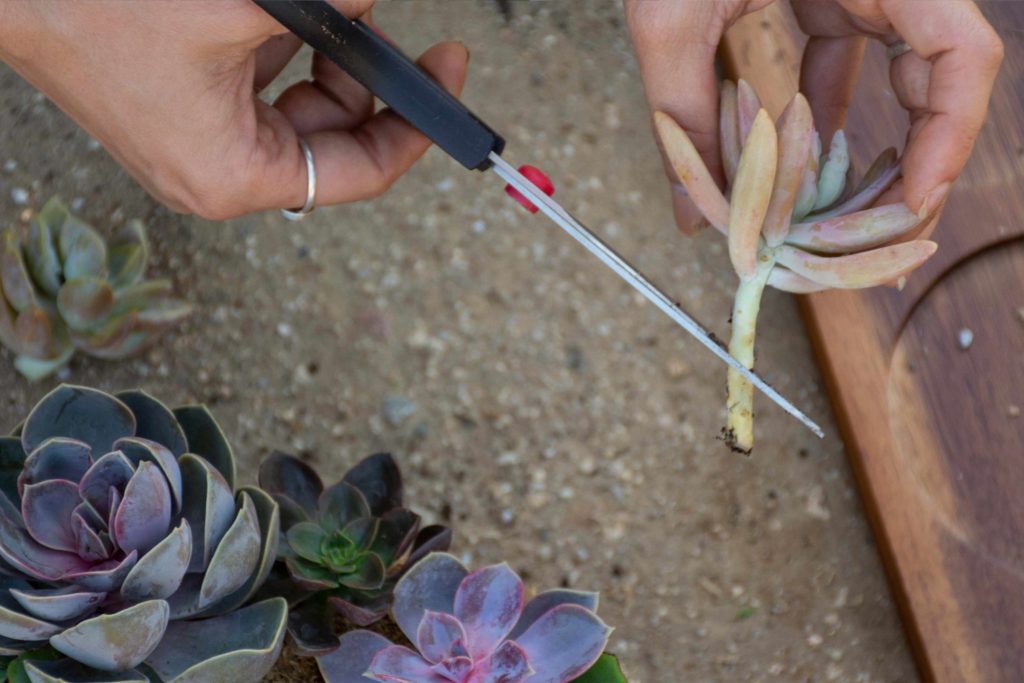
[625,1,725,235]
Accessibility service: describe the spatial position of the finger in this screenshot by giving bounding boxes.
[254,40,470,212]
[254,34,303,91]
[798,35,867,145]
[625,1,724,234]
[880,0,1003,211]
[273,52,375,134]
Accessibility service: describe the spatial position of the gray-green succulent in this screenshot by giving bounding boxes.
[0,385,285,682]
[0,198,191,381]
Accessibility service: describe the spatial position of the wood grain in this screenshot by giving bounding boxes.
[721,3,1024,681]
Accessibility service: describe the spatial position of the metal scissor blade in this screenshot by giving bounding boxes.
[489,152,824,439]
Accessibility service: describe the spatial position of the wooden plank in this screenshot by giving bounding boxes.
[721,4,1024,682]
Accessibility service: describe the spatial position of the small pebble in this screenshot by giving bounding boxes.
[276,323,292,338]
[957,328,973,350]
[2,159,16,173]
[381,395,418,427]
[1009,405,1020,419]
[10,187,29,205]
[70,197,85,212]
[807,633,824,647]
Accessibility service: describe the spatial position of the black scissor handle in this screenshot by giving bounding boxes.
[254,0,505,171]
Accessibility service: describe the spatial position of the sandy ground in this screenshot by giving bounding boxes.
[0,2,918,681]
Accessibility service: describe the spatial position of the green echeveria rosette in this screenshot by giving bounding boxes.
[0,385,285,683]
[0,197,191,381]
[257,452,452,656]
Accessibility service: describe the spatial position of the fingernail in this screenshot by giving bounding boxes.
[671,184,705,235]
[918,181,951,219]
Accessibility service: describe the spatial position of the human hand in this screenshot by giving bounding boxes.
[624,0,1003,235]
[0,1,469,219]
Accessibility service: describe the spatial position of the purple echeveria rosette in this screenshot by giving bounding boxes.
[0,385,285,683]
[317,553,612,683]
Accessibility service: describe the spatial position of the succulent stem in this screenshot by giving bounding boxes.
[726,249,776,454]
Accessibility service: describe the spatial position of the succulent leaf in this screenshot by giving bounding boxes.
[78,452,135,519]
[454,564,524,660]
[178,455,235,573]
[513,604,611,683]
[762,93,813,246]
[728,109,778,279]
[317,482,371,533]
[56,279,114,332]
[22,386,136,457]
[24,218,62,298]
[508,590,600,641]
[23,658,148,683]
[113,437,182,514]
[786,203,921,253]
[0,511,90,582]
[0,594,62,641]
[57,218,107,282]
[19,438,92,494]
[736,79,760,144]
[286,522,326,563]
[327,593,390,627]
[9,588,104,624]
[49,600,169,672]
[13,350,74,384]
[143,598,287,683]
[61,551,138,593]
[114,392,188,459]
[22,480,80,552]
[106,221,148,290]
[286,557,339,591]
[120,521,191,602]
[317,630,391,683]
[776,241,938,289]
[335,552,385,591]
[196,492,260,609]
[812,130,850,211]
[341,453,403,517]
[808,147,900,220]
[416,610,468,664]
[365,644,443,682]
[112,462,172,556]
[473,640,532,683]
[14,307,54,359]
[199,486,280,617]
[258,452,323,519]
[1,229,36,313]
[392,553,468,645]
[766,267,830,294]
[654,112,729,233]
[171,407,235,491]
[287,597,339,657]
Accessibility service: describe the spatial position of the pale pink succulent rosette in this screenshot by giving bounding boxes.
[656,79,940,452]
[317,553,612,683]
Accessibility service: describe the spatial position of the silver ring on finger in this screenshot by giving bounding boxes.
[281,138,316,221]
[886,40,913,62]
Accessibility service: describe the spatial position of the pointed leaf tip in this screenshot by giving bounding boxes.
[729,109,777,278]
[653,112,729,233]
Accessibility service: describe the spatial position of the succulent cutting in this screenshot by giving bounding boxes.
[257,452,452,655]
[656,79,939,453]
[0,385,285,682]
[0,198,191,381]
[316,553,613,683]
